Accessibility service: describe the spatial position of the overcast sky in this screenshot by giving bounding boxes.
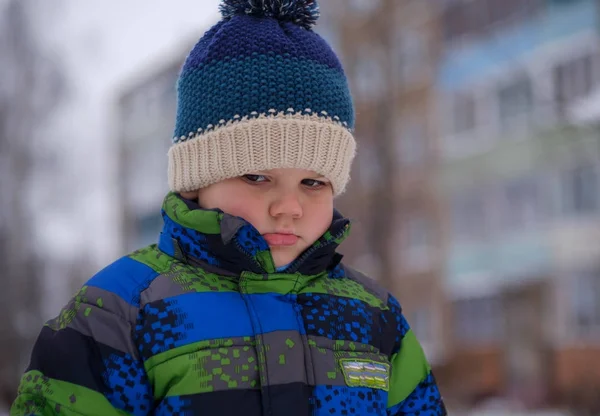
[35,0,221,265]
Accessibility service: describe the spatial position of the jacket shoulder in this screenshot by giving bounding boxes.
[341,264,391,306]
[85,245,168,308]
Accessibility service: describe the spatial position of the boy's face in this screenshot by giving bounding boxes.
[181,168,334,268]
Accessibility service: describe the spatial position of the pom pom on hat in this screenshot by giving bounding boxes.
[219,0,320,29]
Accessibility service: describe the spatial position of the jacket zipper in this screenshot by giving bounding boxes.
[285,225,348,273]
[234,240,266,272]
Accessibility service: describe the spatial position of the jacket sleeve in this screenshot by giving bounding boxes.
[11,283,153,416]
[385,295,447,416]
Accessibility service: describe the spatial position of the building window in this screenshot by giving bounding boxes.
[401,215,435,273]
[573,271,600,337]
[497,75,533,133]
[451,189,487,243]
[451,92,477,135]
[562,163,599,215]
[442,0,541,44]
[554,53,596,114]
[455,296,504,344]
[500,176,539,230]
[395,116,428,167]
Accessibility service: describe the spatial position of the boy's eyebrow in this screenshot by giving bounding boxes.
[251,171,329,180]
[299,173,330,181]
[246,170,331,183]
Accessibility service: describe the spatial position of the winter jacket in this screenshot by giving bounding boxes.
[12,192,446,416]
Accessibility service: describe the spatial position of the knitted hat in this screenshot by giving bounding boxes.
[168,0,356,196]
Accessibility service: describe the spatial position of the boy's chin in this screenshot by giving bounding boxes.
[271,251,298,269]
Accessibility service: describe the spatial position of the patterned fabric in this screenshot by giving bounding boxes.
[161,210,220,266]
[312,385,388,416]
[168,0,356,195]
[12,193,446,415]
[102,352,153,414]
[387,374,447,416]
[297,294,380,344]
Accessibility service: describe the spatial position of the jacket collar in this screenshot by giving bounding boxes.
[157,192,351,276]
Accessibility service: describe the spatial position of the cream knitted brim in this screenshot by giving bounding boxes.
[168,114,356,196]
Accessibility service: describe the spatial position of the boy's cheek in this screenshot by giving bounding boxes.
[226,198,264,221]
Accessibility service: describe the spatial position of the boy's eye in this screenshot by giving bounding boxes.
[243,174,268,183]
[302,179,327,188]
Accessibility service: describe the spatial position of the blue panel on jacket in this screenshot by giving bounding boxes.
[87,256,159,307]
[136,292,304,357]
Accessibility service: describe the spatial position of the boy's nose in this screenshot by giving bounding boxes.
[269,192,303,219]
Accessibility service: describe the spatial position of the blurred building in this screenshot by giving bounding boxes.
[319,0,448,372]
[115,51,185,254]
[436,0,600,407]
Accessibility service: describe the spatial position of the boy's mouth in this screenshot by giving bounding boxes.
[262,233,298,247]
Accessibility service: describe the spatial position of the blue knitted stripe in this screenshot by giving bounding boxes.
[182,15,343,73]
[173,55,354,139]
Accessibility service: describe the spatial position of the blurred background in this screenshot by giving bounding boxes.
[1,0,599,414]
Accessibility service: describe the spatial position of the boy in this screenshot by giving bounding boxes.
[12,0,446,415]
